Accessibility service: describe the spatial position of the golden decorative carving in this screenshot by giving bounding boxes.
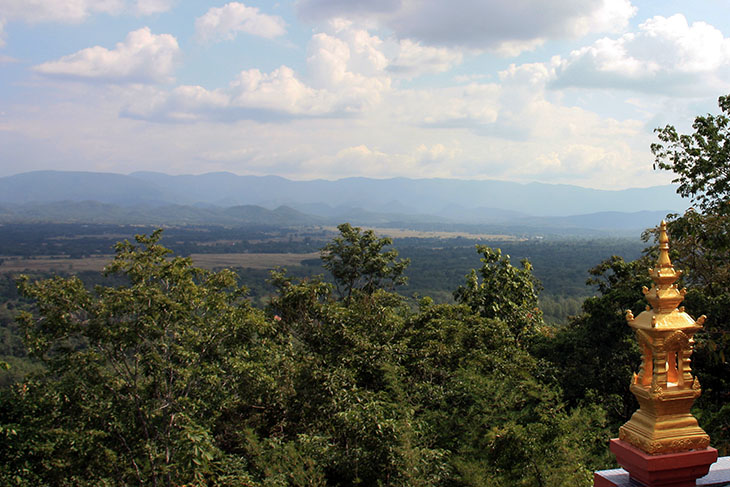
[636,329,652,346]
[619,426,710,454]
[664,330,690,350]
[650,378,664,397]
[619,220,710,454]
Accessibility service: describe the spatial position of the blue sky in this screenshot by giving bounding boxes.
[1,0,729,189]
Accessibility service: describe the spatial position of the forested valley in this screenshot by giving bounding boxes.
[1,97,730,486]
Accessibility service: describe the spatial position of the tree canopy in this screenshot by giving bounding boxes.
[1,229,609,486]
[454,245,543,342]
[652,94,730,214]
[3,231,282,486]
[321,223,409,302]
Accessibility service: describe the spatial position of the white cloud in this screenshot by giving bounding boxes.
[123,69,349,122]
[531,144,623,177]
[388,39,463,77]
[122,84,231,122]
[307,32,355,87]
[320,142,461,178]
[195,2,286,43]
[134,0,174,15]
[126,21,392,121]
[0,1,174,46]
[571,0,637,37]
[296,0,400,21]
[389,83,500,127]
[304,23,390,109]
[320,19,388,77]
[126,58,389,121]
[453,74,489,83]
[497,61,642,139]
[490,38,546,58]
[229,66,334,115]
[334,144,389,169]
[0,0,173,22]
[297,0,636,55]
[640,15,729,72]
[552,14,730,95]
[33,27,180,83]
[0,0,125,23]
[359,57,649,186]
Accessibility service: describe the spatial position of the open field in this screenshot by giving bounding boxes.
[0,252,321,274]
[0,255,114,273]
[188,252,320,269]
[322,226,524,241]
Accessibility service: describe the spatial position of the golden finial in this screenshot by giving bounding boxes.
[644,220,684,313]
[656,220,673,271]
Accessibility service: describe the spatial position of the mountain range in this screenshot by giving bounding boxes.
[0,170,689,235]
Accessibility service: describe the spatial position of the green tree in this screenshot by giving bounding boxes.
[267,270,450,486]
[1,231,281,486]
[321,223,409,303]
[3,226,614,486]
[454,245,543,342]
[403,301,608,486]
[652,94,730,215]
[267,235,605,486]
[534,255,650,429]
[650,95,730,453]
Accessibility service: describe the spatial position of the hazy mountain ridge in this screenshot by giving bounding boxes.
[128,172,684,216]
[0,201,673,237]
[0,170,687,234]
[2,170,685,213]
[0,201,320,227]
[0,171,166,206]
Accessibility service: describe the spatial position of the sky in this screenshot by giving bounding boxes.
[1,1,729,189]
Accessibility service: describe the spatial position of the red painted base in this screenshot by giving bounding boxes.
[608,439,718,487]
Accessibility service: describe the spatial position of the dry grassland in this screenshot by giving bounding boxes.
[322,226,522,241]
[188,252,320,269]
[0,252,321,274]
[0,256,114,273]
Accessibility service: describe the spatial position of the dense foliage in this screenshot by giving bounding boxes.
[1,226,611,486]
[652,94,730,215]
[321,223,410,302]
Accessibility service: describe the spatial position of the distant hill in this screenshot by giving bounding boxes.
[0,171,165,205]
[126,172,685,217]
[0,201,320,227]
[0,170,689,234]
[0,170,686,216]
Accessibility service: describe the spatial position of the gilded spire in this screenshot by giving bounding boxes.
[644,220,685,313]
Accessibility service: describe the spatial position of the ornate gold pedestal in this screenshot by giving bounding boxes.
[619,383,708,454]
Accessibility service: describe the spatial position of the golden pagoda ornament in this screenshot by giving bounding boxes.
[619,220,710,454]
